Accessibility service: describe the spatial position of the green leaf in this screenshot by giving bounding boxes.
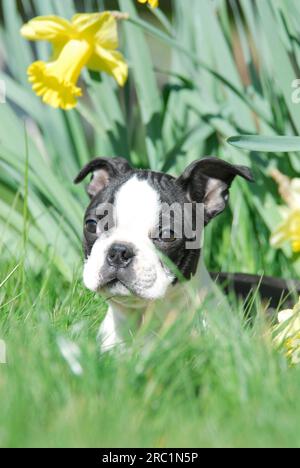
[256,0,300,135]
[119,0,164,170]
[227,135,300,152]
[127,14,273,127]
[2,0,33,85]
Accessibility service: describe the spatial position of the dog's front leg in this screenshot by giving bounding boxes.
[97,305,128,352]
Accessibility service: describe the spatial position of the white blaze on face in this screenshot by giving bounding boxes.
[83,176,174,299]
[115,176,160,237]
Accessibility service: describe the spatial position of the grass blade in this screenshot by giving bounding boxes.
[227,135,300,152]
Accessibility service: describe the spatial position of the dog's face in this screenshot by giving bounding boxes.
[75,157,253,300]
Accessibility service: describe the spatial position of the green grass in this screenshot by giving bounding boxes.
[1,256,300,448]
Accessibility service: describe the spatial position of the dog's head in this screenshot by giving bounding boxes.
[75,157,253,300]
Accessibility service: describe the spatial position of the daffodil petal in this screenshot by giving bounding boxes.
[149,0,159,7]
[278,309,294,323]
[20,15,75,42]
[137,0,159,8]
[95,13,119,50]
[88,45,128,86]
[72,12,117,48]
[271,209,300,252]
[72,13,105,35]
[293,241,300,252]
[275,298,300,365]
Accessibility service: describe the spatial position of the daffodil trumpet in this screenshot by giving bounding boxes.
[21,12,128,110]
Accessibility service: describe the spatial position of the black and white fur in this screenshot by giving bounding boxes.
[75,157,253,349]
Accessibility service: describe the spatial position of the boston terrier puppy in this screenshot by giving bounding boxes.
[75,157,254,350]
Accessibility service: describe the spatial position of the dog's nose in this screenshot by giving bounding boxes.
[107,243,135,268]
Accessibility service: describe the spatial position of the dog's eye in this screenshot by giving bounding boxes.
[85,219,98,234]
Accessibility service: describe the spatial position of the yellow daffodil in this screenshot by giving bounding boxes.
[274,298,300,365]
[137,0,159,8]
[21,12,128,110]
[271,210,300,253]
[270,169,300,253]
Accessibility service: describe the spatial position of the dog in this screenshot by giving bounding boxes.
[74,156,258,349]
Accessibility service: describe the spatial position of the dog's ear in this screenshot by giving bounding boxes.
[74,157,132,198]
[177,157,254,224]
